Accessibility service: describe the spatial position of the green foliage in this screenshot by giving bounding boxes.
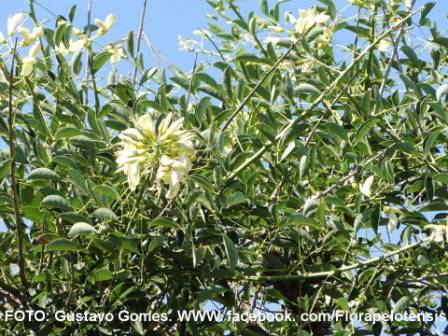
[0,0,447,335]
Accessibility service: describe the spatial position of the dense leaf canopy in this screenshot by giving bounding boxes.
[0,0,447,334]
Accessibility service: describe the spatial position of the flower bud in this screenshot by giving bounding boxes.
[7,13,25,36]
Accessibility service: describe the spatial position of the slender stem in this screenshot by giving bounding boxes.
[241,238,429,282]
[199,29,226,61]
[133,0,149,85]
[221,33,308,132]
[8,39,27,289]
[85,0,93,106]
[185,52,198,116]
[89,56,100,113]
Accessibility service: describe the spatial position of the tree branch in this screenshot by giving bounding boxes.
[8,38,28,288]
[133,0,149,85]
[239,238,429,282]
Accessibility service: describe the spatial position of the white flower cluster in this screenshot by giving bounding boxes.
[2,12,122,78]
[292,7,330,36]
[360,175,375,198]
[116,113,195,199]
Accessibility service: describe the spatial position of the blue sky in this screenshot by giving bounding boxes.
[1,0,446,74]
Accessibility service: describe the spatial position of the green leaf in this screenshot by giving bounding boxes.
[41,195,72,211]
[0,159,11,182]
[296,83,320,96]
[149,218,178,229]
[226,191,248,208]
[260,0,269,16]
[355,119,379,143]
[147,236,165,254]
[345,25,370,39]
[90,268,113,282]
[139,67,157,86]
[325,123,348,141]
[303,199,320,217]
[420,2,435,25]
[92,184,120,206]
[392,296,411,315]
[69,5,77,22]
[436,84,448,101]
[284,214,318,227]
[299,155,308,179]
[55,127,82,139]
[127,30,135,57]
[46,238,78,252]
[68,222,97,237]
[236,53,273,66]
[197,286,227,303]
[92,207,118,220]
[401,46,420,67]
[424,129,442,155]
[92,52,112,73]
[280,141,296,162]
[27,168,60,181]
[223,234,238,270]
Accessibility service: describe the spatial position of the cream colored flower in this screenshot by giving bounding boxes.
[316,27,333,46]
[18,26,32,45]
[21,42,41,76]
[116,112,195,198]
[55,39,85,55]
[95,14,115,36]
[19,25,43,46]
[55,42,69,55]
[387,212,399,232]
[425,224,447,243]
[0,32,6,45]
[295,7,330,35]
[21,57,36,76]
[378,39,392,53]
[29,42,41,58]
[264,36,280,45]
[360,175,374,197]
[405,0,414,11]
[106,44,126,64]
[178,35,196,52]
[32,26,43,39]
[69,39,85,53]
[301,57,316,74]
[7,13,25,36]
[73,28,83,36]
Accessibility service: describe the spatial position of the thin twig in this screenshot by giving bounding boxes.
[142,32,161,69]
[8,39,27,288]
[240,238,429,282]
[220,32,308,132]
[133,0,149,85]
[198,29,226,61]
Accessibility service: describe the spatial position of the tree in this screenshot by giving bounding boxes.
[0,0,446,334]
